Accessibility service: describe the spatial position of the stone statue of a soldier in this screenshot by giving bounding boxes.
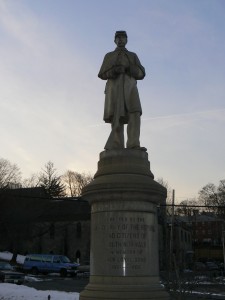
[98,31,146,151]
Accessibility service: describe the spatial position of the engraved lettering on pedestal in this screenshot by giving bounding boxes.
[93,212,155,276]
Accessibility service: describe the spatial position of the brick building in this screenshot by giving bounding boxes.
[180,212,225,262]
[166,216,193,270]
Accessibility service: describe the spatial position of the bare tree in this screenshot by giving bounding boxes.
[22,173,41,188]
[199,183,217,207]
[175,198,199,216]
[62,170,93,196]
[0,158,21,189]
[199,180,225,216]
[156,177,173,216]
[218,179,225,204]
[39,161,65,197]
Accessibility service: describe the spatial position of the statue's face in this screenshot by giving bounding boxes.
[115,35,127,47]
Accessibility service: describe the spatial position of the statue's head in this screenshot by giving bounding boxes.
[115,31,127,39]
[114,30,127,47]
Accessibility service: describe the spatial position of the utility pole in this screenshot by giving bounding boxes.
[169,189,175,275]
[222,231,225,273]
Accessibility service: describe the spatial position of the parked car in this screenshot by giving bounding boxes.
[0,261,25,284]
[193,262,206,271]
[205,261,219,271]
[218,262,224,271]
[23,254,79,277]
[77,261,90,274]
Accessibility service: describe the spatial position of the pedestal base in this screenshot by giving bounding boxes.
[80,276,169,300]
[80,149,170,300]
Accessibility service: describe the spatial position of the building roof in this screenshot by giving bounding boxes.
[178,213,224,223]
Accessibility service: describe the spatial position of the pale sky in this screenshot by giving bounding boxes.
[1,0,225,202]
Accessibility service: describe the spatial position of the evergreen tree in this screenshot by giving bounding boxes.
[39,161,65,197]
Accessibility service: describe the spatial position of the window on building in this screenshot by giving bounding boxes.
[76,250,81,260]
[49,223,55,239]
[181,231,183,241]
[188,234,191,244]
[76,222,82,238]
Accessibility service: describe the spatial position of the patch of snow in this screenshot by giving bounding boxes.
[24,275,43,282]
[0,283,79,300]
[0,251,25,264]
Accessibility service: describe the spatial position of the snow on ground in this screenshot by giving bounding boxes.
[0,283,79,300]
[0,252,80,299]
[0,252,25,264]
[1,252,225,299]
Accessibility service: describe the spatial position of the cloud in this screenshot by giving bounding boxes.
[142,108,225,134]
[153,108,225,120]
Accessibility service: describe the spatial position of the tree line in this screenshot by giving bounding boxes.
[0,157,93,262]
[0,157,93,198]
[1,157,225,217]
[157,177,225,218]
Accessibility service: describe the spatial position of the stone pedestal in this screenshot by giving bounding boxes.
[79,149,170,300]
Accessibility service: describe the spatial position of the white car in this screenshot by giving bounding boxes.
[0,261,25,284]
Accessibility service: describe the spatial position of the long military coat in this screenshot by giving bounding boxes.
[98,47,145,125]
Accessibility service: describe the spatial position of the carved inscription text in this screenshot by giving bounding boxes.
[93,213,155,276]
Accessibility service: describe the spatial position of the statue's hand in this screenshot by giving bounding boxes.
[128,65,144,79]
[114,65,126,74]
